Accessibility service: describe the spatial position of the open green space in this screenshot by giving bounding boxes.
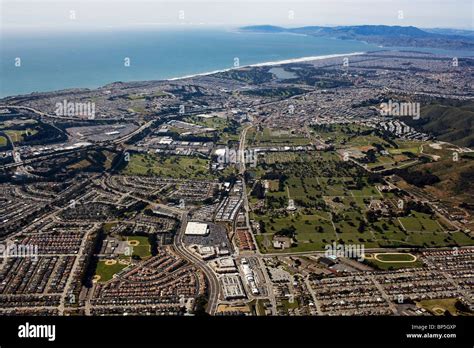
[279,298,300,313]
[95,260,128,282]
[184,115,241,144]
[248,148,468,253]
[122,153,213,179]
[365,252,423,270]
[375,253,417,262]
[126,235,151,259]
[4,129,38,143]
[417,298,472,316]
[398,212,444,232]
[247,127,310,146]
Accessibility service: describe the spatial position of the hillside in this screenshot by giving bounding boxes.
[240,25,474,50]
[405,102,474,148]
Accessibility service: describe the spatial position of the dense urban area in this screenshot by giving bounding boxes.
[0,50,473,316]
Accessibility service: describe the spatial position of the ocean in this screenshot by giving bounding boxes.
[0,28,471,98]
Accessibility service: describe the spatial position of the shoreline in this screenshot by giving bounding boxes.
[3,46,472,98]
[1,52,367,99]
[167,51,366,81]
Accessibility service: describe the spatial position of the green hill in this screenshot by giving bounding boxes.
[406,102,474,147]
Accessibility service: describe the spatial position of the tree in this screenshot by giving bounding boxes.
[358,220,367,233]
[366,211,378,223]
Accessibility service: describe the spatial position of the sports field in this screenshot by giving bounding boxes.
[364,252,422,270]
[417,298,471,316]
[126,236,151,258]
[95,259,128,282]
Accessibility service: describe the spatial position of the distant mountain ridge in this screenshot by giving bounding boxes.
[240,25,474,50]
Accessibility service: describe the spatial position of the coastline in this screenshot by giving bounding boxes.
[0,51,367,99]
[167,51,366,81]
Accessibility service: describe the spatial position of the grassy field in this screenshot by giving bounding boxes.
[417,298,472,316]
[375,253,416,262]
[95,260,128,282]
[247,127,310,146]
[398,212,444,232]
[122,153,212,179]
[249,147,468,253]
[279,298,300,313]
[0,136,7,147]
[183,115,241,144]
[264,152,301,164]
[390,140,423,155]
[126,236,151,259]
[4,129,38,143]
[254,211,337,253]
[365,253,423,270]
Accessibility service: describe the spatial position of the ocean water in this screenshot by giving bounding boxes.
[0,28,471,98]
[0,28,382,97]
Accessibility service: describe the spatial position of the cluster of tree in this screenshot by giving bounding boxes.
[373,129,399,148]
[372,142,385,153]
[352,98,383,108]
[215,67,274,84]
[79,149,111,173]
[396,168,440,187]
[0,155,13,167]
[262,172,288,191]
[275,225,296,238]
[456,169,474,194]
[180,133,217,142]
[242,87,306,98]
[117,201,147,218]
[193,295,210,316]
[250,181,265,199]
[0,131,13,150]
[294,198,327,210]
[110,150,133,173]
[259,220,266,234]
[359,149,377,163]
[219,172,238,186]
[358,220,367,232]
[172,85,205,101]
[367,173,383,184]
[366,210,378,223]
[148,234,158,256]
[404,201,433,215]
[266,195,288,209]
[222,119,240,135]
[19,123,68,146]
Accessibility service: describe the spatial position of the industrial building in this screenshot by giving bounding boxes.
[184,221,209,236]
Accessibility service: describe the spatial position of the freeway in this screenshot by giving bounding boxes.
[237,124,263,255]
[173,212,220,315]
[0,104,121,122]
[0,119,154,171]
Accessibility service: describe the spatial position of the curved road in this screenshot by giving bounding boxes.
[173,212,220,315]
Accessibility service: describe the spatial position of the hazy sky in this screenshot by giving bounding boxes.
[1,0,473,32]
